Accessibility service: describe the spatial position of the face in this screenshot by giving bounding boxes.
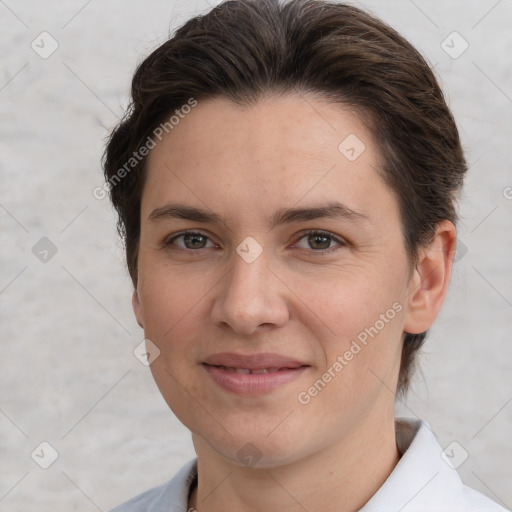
[133,93,418,468]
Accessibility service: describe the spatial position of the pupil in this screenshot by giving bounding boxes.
[185,233,206,249]
[310,234,330,250]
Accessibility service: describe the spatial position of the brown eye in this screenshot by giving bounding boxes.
[308,233,332,250]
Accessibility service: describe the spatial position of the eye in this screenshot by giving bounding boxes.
[293,230,346,254]
[165,230,217,250]
[164,229,346,255]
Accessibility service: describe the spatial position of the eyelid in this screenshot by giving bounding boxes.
[164,229,219,249]
[291,229,347,252]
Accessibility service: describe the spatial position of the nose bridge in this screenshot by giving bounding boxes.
[211,242,289,334]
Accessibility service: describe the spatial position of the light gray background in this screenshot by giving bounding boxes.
[1,0,511,510]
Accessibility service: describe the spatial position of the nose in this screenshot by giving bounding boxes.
[210,247,290,336]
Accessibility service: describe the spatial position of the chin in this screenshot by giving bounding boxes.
[193,422,312,469]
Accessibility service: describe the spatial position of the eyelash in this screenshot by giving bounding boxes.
[164,229,347,256]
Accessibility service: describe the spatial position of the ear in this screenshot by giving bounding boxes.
[403,220,457,335]
[132,287,144,329]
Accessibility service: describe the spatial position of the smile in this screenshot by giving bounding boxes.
[202,362,309,396]
[212,366,292,374]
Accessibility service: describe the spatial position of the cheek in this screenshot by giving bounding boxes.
[138,260,203,329]
[298,262,405,338]
[139,267,210,423]
[296,262,407,390]
[136,267,210,374]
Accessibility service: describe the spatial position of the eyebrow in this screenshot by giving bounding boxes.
[148,201,368,228]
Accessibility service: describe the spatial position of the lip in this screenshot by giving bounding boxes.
[203,352,307,370]
[202,352,310,396]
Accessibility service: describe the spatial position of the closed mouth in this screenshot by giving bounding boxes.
[205,364,305,374]
[202,359,310,395]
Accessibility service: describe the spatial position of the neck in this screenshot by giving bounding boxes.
[188,412,400,512]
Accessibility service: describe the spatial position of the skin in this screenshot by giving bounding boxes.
[132,93,456,512]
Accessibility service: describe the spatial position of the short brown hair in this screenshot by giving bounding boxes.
[103,0,467,396]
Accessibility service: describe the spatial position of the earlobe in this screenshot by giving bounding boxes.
[403,220,457,335]
[132,288,144,329]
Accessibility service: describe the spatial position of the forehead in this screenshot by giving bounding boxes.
[142,93,395,224]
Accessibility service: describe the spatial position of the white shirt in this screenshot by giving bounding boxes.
[109,418,508,511]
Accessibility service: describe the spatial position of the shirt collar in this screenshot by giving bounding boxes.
[148,458,198,512]
[360,417,464,511]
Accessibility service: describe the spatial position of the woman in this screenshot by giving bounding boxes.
[103,0,507,510]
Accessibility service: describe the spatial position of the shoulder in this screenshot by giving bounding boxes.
[109,483,167,512]
[459,484,509,511]
[108,458,198,512]
[362,418,509,512]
